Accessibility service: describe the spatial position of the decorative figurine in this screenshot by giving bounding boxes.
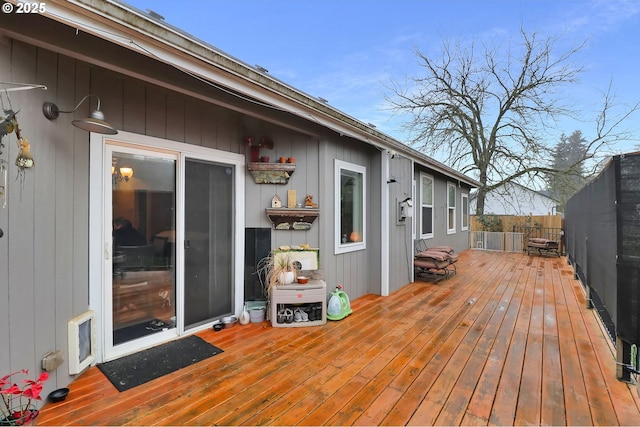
[305,194,318,208]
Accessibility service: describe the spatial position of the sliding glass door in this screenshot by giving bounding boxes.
[107,146,178,356]
[102,141,236,360]
[184,159,234,329]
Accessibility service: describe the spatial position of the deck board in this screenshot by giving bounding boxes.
[38,250,640,426]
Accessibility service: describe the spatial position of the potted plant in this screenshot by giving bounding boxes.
[245,136,274,163]
[0,370,48,426]
[257,251,298,297]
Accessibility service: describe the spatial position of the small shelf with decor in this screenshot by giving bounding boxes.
[266,207,319,230]
[247,162,296,184]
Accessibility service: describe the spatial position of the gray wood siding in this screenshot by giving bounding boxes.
[244,132,318,220]
[388,155,415,294]
[0,35,10,379]
[0,38,89,394]
[248,134,322,250]
[317,138,382,299]
[414,166,472,253]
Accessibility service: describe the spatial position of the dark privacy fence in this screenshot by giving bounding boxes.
[565,152,640,379]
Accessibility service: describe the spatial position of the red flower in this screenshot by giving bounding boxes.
[22,372,48,401]
[0,370,49,422]
[0,384,21,395]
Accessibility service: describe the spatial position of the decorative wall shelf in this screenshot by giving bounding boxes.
[266,208,319,230]
[248,162,295,184]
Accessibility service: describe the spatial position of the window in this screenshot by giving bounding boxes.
[447,182,456,234]
[420,173,434,239]
[335,159,366,254]
[461,193,469,231]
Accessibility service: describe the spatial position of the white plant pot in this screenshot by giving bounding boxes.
[239,308,251,325]
[279,271,295,285]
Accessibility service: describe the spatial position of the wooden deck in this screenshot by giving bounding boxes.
[38,250,640,426]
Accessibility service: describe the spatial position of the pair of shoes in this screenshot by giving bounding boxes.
[146,319,168,331]
[277,308,294,323]
[294,308,309,322]
[284,308,294,323]
[308,306,317,321]
[307,304,322,321]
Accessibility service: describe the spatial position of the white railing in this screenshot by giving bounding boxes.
[470,231,525,253]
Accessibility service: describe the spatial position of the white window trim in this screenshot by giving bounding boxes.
[420,172,434,239]
[447,182,456,234]
[461,192,469,231]
[335,159,366,254]
[412,178,416,240]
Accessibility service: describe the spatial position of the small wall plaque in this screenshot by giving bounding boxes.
[287,189,297,208]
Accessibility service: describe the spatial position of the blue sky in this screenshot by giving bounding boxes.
[123,0,640,158]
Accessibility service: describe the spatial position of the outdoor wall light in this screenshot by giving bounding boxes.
[42,94,118,135]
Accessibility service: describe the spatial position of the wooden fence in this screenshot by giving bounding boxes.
[470,231,526,252]
[470,214,563,232]
[470,214,565,254]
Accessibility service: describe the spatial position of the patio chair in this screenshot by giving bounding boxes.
[527,237,560,257]
[413,240,458,274]
[414,239,429,254]
[431,247,459,274]
[414,250,453,282]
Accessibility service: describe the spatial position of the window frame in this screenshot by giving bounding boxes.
[419,172,434,239]
[334,159,367,254]
[447,182,456,234]
[461,192,469,231]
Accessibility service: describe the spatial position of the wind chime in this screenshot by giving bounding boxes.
[0,90,34,202]
[0,96,11,207]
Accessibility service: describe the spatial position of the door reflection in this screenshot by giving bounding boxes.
[111,152,177,345]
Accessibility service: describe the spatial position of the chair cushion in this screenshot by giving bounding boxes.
[414,257,450,269]
[447,253,460,263]
[428,245,454,254]
[416,250,449,262]
[529,238,551,244]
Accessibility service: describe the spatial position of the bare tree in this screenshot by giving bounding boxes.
[387,29,638,214]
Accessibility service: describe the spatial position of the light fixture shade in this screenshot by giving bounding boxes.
[71,116,118,134]
[119,167,134,180]
[43,95,118,135]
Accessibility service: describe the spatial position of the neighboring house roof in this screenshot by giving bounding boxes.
[21,0,480,188]
[470,182,560,215]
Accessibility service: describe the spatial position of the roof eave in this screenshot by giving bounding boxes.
[36,0,480,187]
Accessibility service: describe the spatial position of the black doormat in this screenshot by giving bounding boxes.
[98,335,223,392]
